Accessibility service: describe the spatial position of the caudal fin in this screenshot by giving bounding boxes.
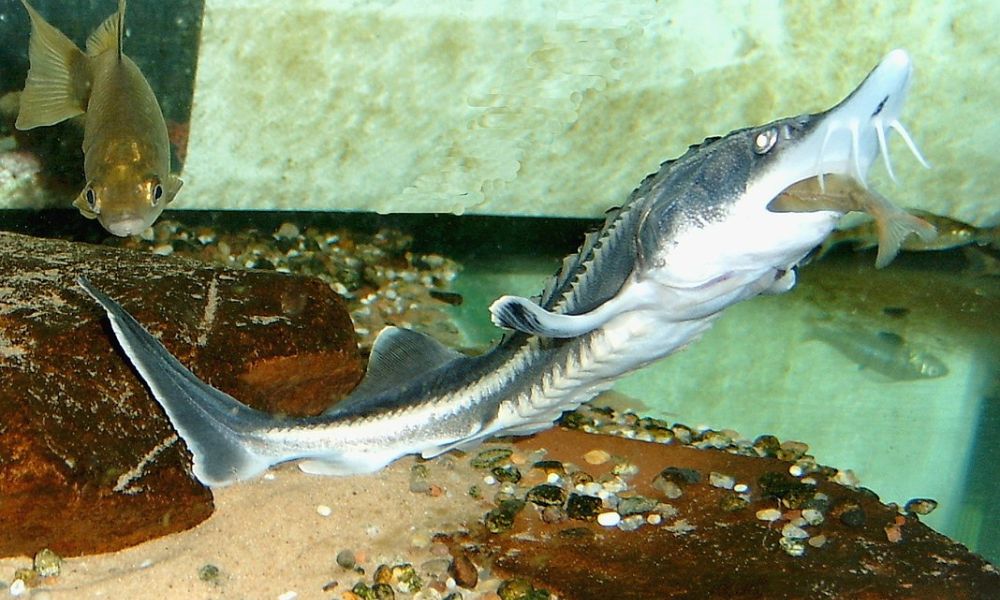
[867,190,937,268]
[78,277,275,487]
[16,0,89,130]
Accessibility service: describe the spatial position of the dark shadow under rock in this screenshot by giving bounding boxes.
[0,232,363,557]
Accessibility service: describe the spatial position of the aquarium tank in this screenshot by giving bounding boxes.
[0,0,997,597]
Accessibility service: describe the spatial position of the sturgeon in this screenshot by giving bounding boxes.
[79,49,930,487]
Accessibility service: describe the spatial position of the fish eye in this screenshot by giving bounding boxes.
[85,187,97,209]
[753,128,778,154]
[153,184,164,203]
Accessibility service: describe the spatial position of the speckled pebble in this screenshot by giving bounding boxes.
[471,448,514,469]
[802,508,824,525]
[779,536,807,557]
[32,548,61,577]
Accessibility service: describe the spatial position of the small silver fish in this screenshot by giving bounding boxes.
[16,0,182,236]
[807,320,948,380]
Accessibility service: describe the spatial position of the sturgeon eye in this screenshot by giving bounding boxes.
[153,184,164,203]
[753,128,778,154]
[85,187,97,209]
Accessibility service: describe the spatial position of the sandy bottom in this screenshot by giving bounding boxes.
[1,451,504,599]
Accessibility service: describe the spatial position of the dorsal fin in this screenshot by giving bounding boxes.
[86,0,126,60]
[324,327,464,414]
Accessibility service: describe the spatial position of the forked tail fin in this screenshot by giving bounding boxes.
[78,277,275,487]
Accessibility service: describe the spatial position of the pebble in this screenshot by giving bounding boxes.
[832,469,861,488]
[647,513,663,525]
[525,484,567,507]
[277,592,298,600]
[198,564,221,583]
[733,483,749,494]
[583,449,611,465]
[33,548,62,577]
[756,508,783,522]
[808,534,827,548]
[336,549,357,569]
[616,495,658,516]
[566,494,602,520]
[802,508,824,526]
[617,514,645,531]
[448,552,479,589]
[885,523,903,543]
[597,511,622,527]
[781,523,810,540]
[471,448,514,469]
[9,580,26,597]
[904,498,938,516]
[316,504,333,517]
[779,536,807,557]
[709,472,736,490]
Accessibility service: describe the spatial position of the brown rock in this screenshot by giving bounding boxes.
[0,232,363,557]
[459,428,999,600]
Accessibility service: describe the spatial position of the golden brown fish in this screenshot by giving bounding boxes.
[15,0,182,236]
[768,174,936,268]
[817,210,999,259]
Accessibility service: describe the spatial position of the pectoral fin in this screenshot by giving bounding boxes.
[16,0,90,130]
[489,295,619,338]
[164,174,183,204]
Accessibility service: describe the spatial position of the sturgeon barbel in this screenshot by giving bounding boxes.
[80,49,929,487]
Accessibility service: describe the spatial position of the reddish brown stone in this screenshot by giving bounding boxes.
[459,428,999,600]
[0,232,363,557]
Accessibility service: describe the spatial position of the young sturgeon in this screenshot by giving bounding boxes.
[79,49,929,487]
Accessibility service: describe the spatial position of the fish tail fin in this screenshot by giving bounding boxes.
[78,277,276,487]
[867,191,937,269]
[85,0,126,59]
[15,0,89,130]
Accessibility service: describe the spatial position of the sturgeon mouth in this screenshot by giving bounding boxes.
[812,49,929,190]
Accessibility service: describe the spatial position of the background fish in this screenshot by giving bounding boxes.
[816,210,1000,259]
[806,319,949,381]
[15,0,182,237]
[768,174,936,268]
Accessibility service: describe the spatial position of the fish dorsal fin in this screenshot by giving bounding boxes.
[15,0,89,130]
[86,0,126,59]
[324,327,464,413]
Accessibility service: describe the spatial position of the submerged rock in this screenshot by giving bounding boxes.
[0,232,363,557]
[451,427,1000,600]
